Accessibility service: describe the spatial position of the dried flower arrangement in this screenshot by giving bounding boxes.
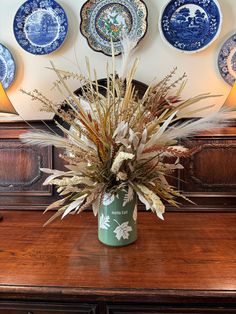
[20,41,227,225]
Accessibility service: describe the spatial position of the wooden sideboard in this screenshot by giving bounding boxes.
[0,210,235,313]
[0,120,235,312]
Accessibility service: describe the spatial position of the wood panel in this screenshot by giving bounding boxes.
[107,304,236,313]
[0,211,235,312]
[180,139,236,194]
[0,211,235,302]
[0,141,52,195]
[0,120,236,211]
[0,121,64,210]
[174,123,236,211]
[0,301,97,313]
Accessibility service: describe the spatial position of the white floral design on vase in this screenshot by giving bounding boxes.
[102,193,115,206]
[99,214,110,230]
[113,220,132,240]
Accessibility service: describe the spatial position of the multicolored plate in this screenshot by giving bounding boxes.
[80,0,148,56]
[159,0,222,53]
[13,0,68,55]
[218,34,236,86]
[0,44,16,89]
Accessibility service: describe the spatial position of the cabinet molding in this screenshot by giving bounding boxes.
[0,142,52,195]
[0,121,63,210]
[0,301,97,313]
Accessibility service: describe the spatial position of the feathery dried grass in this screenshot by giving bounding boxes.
[20,41,230,224]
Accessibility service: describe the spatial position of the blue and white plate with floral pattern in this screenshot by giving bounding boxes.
[13,0,68,55]
[159,0,222,53]
[80,0,148,56]
[218,34,236,86]
[0,44,16,89]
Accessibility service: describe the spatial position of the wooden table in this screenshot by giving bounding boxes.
[0,210,235,313]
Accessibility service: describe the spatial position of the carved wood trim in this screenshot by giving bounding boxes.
[0,121,63,210]
[176,124,236,210]
[0,146,42,187]
[189,143,236,190]
[0,141,52,196]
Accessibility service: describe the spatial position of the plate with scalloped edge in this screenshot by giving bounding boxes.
[218,33,236,86]
[159,0,222,53]
[0,43,16,89]
[80,0,148,56]
[13,0,68,55]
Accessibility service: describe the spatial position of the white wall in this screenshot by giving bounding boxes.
[1,0,236,121]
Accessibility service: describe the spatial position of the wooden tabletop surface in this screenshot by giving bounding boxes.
[0,210,235,301]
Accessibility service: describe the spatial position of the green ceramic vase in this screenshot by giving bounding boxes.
[98,190,137,247]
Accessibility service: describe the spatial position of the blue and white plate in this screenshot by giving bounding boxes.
[159,0,222,53]
[0,44,16,89]
[80,0,148,56]
[13,0,68,55]
[218,34,236,86]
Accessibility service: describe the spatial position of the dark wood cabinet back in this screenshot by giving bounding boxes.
[0,120,235,211]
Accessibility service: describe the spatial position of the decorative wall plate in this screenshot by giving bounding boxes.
[80,0,148,56]
[0,44,16,89]
[159,0,222,53]
[13,0,68,55]
[218,34,236,86]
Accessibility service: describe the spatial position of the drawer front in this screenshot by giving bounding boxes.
[107,304,236,313]
[0,302,97,314]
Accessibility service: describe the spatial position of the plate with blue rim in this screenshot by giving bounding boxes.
[218,34,236,86]
[0,43,16,89]
[159,0,222,53]
[13,0,68,55]
[80,0,148,56]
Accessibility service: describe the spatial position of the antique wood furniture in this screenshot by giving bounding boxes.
[0,120,235,313]
[0,210,236,313]
[0,121,64,211]
[0,120,236,211]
